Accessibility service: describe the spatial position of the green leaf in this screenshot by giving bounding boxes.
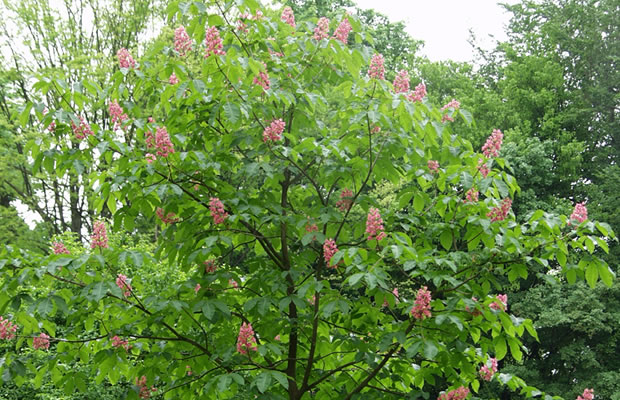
[413,193,424,213]
[598,263,615,287]
[223,102,240,124]
[507,337,523,361]
[439,230,452,251]
[494,336,507,360]
[255,372,271,393]
[90,282,107,302]
[423,340,438,359]
[271,371,289,389]
[585,262,598,288]
[37,298,54,318]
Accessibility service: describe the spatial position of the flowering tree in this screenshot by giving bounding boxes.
[0,2,615,399]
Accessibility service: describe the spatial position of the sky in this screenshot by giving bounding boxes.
[352,0,518,62]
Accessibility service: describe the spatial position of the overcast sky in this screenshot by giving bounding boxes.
[353,0,518,62]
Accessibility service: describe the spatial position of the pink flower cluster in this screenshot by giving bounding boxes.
[135,376,157,399]
[174,26,192,56]
[441,99,460,111]
[323,238,338,268]
[253,67,270,91]
[237,322,257,355]
[438,386,470,400]
[263,119,285,142]
[368,53,385,80]
[156,207,179,224]
[52,241,70,255]
[117,48,136,69]
[155,127,175,157]
[480,357,498,381]
[411,286,432,320]
[482,129,503,158]
[428,160,439,173]
[333,17,352,44]
[465,188,479,203]
[33,332,50,350]
[194,283,201,294]
[0,316,18,340]
[91,220,108,249]
[365,207,386,241]
[577,389,594,400]
[487,198,512,222]
[305,220,318,233]
[314,17,330,40]
[393,69,410,94]
[209,197,228,224]
[281,7,295,28]
[111,335,131,351]
[169,73,179,85]
[570,202,588,224]
[477,159,490,178]
[116,274,132,297]
[406,83,427,102]
[229,279,239,289]
[109,100,128,130]
[336,188,354,212]
[204,259,217,273]
[489,294,508,311]
[71,116,94,140]
[204,26,225,58]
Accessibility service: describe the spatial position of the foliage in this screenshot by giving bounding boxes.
[0,1,615,399]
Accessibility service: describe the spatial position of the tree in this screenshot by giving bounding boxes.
[0,2,614,399]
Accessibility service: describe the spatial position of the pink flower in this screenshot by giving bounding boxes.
[323,238,339,268]
[204,259,217,273]
[274,334,281,341]
[186,365,192,376]
[487,198,512,222]
[441,114,455,123]
[145,153,156,163]
[209,197,228,224]
[368,53,385,80]
[480,357,498,381]
[489,294,508,311]
[174,26,192,56]
[465,188,479,203]
[477,159,490,178]
[117,48,136,69]
[204,26,225,57]
[116,274,132,297]
[194,283,201,294]
[33,333,50,350]
[482,129,503,158]
[263,119,285,142]
[52,241,70,255]
[111,335,131,351]
[109,100,128,130]
[393,69,410,94]
[91,220,109,249]
[428,160,439,173]
[169,73,180,85]
[570,202,588,224]
[441,99,460,111]
[71,116,94,140]
[155,127,175,157]
[333,17,352,44]
[237,322,258,355]
[365,207,387,241]
[135,376,157,399]
[253,65,270,91]
[309,294,316,306]
[336,188,354,212]
[314,17,330,40]
[371,125,381,134]
[438,386,470,400]
[577,388,594,400]
[281,6,295,28]
[229,279,239,289]
[156,207,178,224]
[410,286,432,320]
[407,83,427,102]
[305,220,318,233]
[0,316,18,340]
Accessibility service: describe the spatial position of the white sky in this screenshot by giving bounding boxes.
[353,0,518,62]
